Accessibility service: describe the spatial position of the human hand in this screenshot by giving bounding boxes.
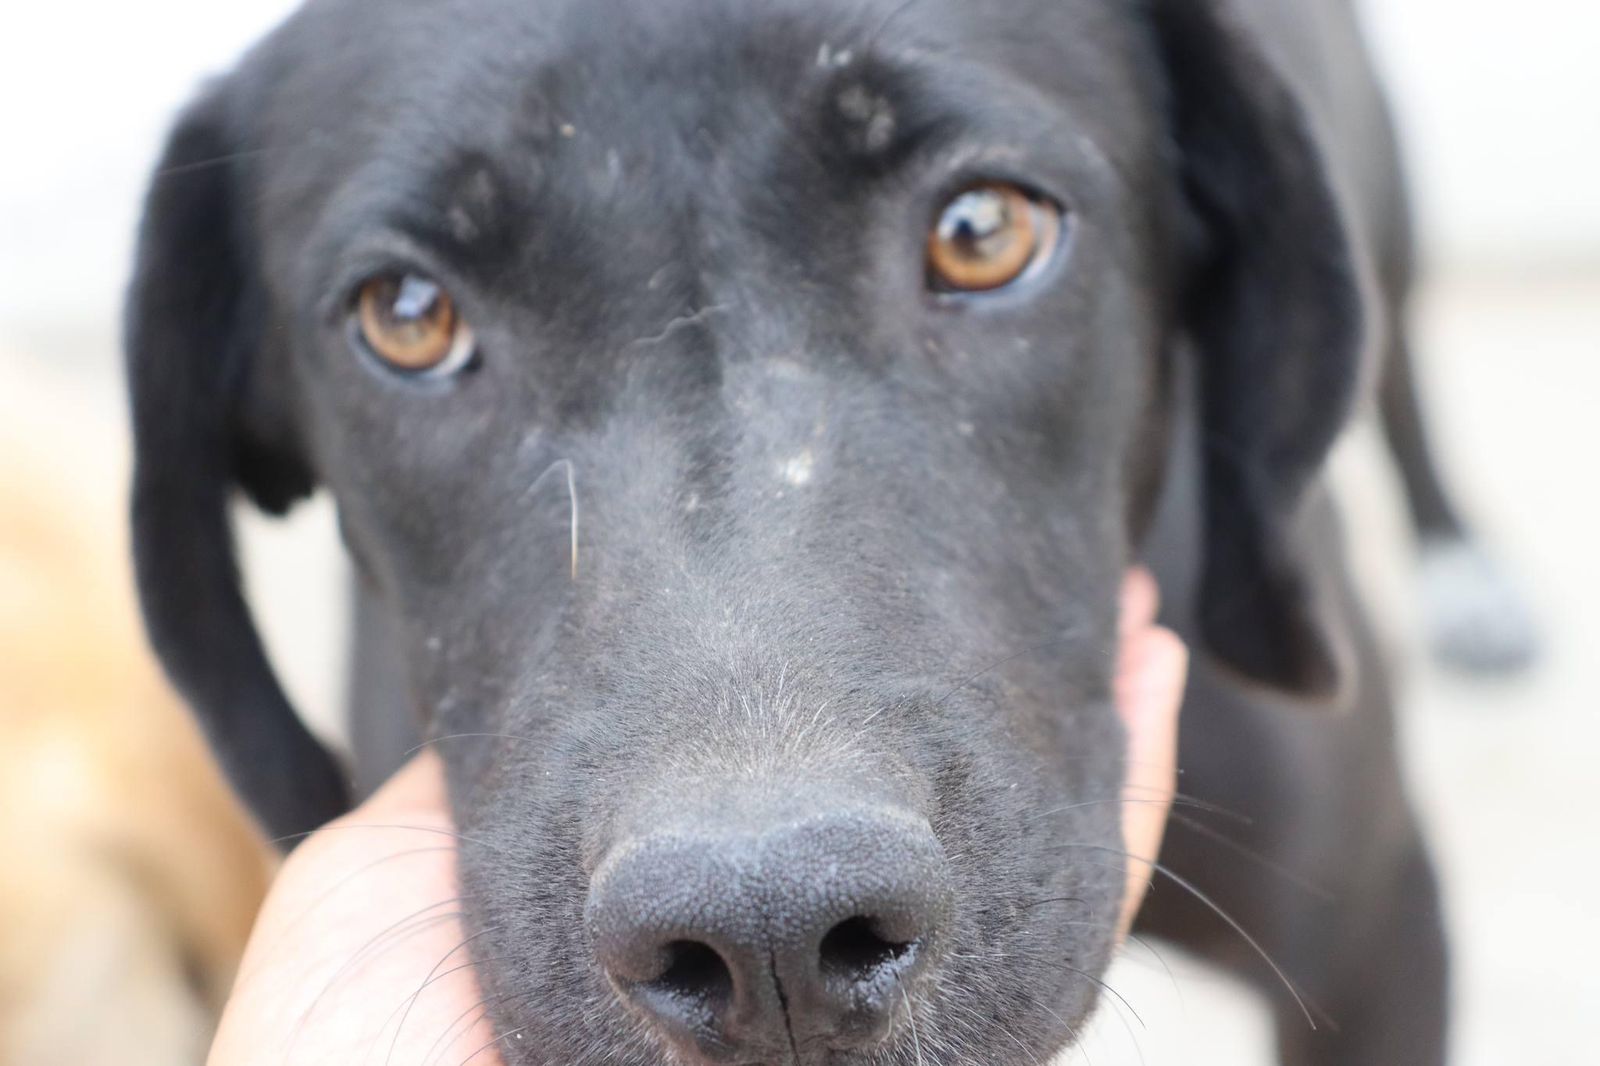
[208,753,504,1066]
[1113,566,1188,941]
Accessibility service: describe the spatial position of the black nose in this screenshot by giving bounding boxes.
[586,803,953,1061]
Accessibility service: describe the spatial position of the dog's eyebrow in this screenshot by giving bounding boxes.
[832,78,902,157]
[315,154,527,291]
[815,50,1077,171]
[815,57,972,170]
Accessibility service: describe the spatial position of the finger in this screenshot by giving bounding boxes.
[362,750,450,817]
[1119,566,1160,638]
[212,752,498,1065]
[1114,621,1188,942]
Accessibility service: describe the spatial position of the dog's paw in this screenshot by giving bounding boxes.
[1418,536,1541,676]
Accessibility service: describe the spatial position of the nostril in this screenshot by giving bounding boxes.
[589,811,952,1056]
[639,940,734,1012]
[820,916,917,984]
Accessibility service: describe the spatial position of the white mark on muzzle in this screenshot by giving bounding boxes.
[817,43,855,68]
[780,449,816,487]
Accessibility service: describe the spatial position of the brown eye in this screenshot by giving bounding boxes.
[927,183,1062,293]
[355,273,475,375]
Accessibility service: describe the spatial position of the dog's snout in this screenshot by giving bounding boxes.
[586,804,953,1060]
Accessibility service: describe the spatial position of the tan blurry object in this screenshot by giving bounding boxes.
[0,426,274,1065]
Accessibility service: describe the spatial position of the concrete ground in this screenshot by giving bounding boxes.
[3,270,1594,1064]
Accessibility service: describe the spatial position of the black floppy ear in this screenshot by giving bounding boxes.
[126,84,350,841]
[1151,0,1370,700]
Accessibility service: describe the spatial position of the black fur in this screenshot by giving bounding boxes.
[126,1,1448,1062]
[126,87,347,841]
[1154,0,1366,699]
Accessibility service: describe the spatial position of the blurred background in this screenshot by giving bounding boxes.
[1,1,1595,1063]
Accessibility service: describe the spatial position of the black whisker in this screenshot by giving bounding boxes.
[379,926,502,1066]
[1065,965,1146,1031]
[264,846,453,955]
[152,148,272,180]
[423,992,520,1066]
[1033,792,1254,825]
[1166,811,1332,900]
[266,821,511,856]
[404,733,540,759]
[282,899,465,1064]
[861,0,927,59]
[1122,933,1184,1006]
[1055,842,1317,1029]
[1014,894,1091,914]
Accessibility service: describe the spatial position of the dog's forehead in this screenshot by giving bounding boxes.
[255,0,1150,197]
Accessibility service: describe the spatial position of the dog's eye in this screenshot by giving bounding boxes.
[927,183,1061,294]
[354,273,476,376]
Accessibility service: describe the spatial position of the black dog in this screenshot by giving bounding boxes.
[127,1,1452,1062]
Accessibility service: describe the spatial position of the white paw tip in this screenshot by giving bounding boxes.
[1418,538,1541,675]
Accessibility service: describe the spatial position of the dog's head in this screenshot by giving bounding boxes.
[127,0,1367,1061]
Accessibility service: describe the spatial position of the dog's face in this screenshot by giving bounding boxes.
[127,0,1366,1062]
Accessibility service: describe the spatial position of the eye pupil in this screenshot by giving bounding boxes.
[941,189,1013,252]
